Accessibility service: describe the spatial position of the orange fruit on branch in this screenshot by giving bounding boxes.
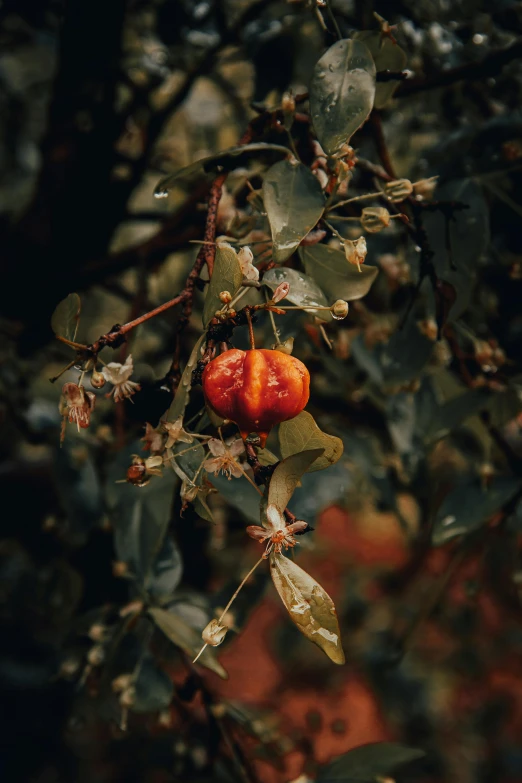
[202,349,310,446]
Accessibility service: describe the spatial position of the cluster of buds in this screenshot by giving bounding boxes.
[344,236,367,272]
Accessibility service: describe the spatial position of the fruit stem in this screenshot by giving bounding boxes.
[245,308,256,350]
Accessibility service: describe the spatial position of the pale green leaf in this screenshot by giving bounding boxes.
[263,267,332,322]
[167,334,206,422]
[51,293,81,341]
[309,39,376,156]
[149,607,228,679]
[268,449,324,513]
[203,244,243,327]
[300,244,378,301]
[262,160,325,263]
[269,553,345,664]
[354,31,407,108]
[279,411,344,472]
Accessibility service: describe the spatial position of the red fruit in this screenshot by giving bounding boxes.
[202,348,310,446]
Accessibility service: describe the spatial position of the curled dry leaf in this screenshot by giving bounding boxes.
[269,552,345,664]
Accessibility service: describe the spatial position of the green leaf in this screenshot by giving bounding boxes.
[424,388,491,444]
[154,142,290,196]
[167,334,206,422]
[263,267,332,322]
[268,449,324,514]
[432,478,521,546]
[256,447,279,466]
[354,31,407,108]
[300,244,378,301]
[149,606,228,679]
[262,160,325,263]
[203,244,243,327]
[309,39,376,156]
[269,552,345,664]
[279,411,344,472]
[51,293,81,342]
[131,657,173,713]
[316,742,425,782]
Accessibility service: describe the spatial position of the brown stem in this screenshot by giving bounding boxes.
[245,308,256,350]
[369,111,397,179]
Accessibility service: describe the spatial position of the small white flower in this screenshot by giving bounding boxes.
[237,246,259,282]
[344,236,367,272]
[162,417,193,449]
[246,504,307,557]
[102,355,141,402]
[204,437,245,479]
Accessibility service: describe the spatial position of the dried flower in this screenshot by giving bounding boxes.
[271,282,290,304]
[413,176,438,200]
[383,178,413,203]
[219,290,232,304]
[331,300,349,319]
[360,206,391,233]
[204,438,245,479]
[202,619,228,647]
[126,454,163,487]
[102,355,141,402]
[247,504,307,558]
[281,91,296,114]
[237,246,259,282]
[344,236,367,272]
[142,422,165,454]
[273,337,294,354]
[162,417,193,449]
[59,382,96,440]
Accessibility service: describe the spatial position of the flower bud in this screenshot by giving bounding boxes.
[87,644,105,666]
[112,673,134,693]
[360,206,391,233]
[219,291,232,304]
[335,158,352,184]
[344,236,367,272]
[119,686,136,708]
[126,460,148,487]
[272,282,290,303]
[202,618,228,647]
[281,91,296,114]
[413,176,438,200]
[90,370,106,389]
[383,178,413,203]
[331,300,349,320]
[88,623,108,642]
[273,337,294,355]
[112,561,130,578]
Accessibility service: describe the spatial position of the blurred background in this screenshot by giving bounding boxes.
[2,1,522,782]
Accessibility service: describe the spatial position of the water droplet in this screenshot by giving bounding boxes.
[331,311,345,321]
[155,189,169,199]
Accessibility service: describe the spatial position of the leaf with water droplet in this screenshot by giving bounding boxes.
[354,31,407,108]
[268,449,324,515]
[300,244,378,301]
[269,552,345,664]
[309,39,376,156]
[167,334,206,423]
[432,477,521,546]
[263,267,332,321]
[51,293,81,342]
[203,244,243,327]
[279,411,343,472]
[262,160,325,263]
[154,142,290,197]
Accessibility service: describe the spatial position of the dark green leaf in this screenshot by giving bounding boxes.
[203,244,243,326]
[424,388,491,444]
[154,142,290,196]
[51,293,81,342]
[263,267,332,321]
[300,244,378,301]
[279,411,344,472]
[317,742,425,782]
[131,657,173,713]
[268,448,324,514]
[167,334,206,422]
[432,477,521,546]
[354,31,407,108]
[309,39,376,156]
[270,553,345,664]
[210,473,260,523]
[262,160,325,263]
[149,606,228,679]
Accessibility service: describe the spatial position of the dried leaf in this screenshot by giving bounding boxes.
[51,293,81,342]
[268,449,324,514]
[354,31,407,108]
[309,39,376,156]
[167,334,206,422]
[269,553,345,664]
[316,741,425,782]
[262,160,325,263]
[149,607,228,679]
[263,267,332,322]
[279,411,343,472]
[300,244,378,301]
[203,244,243,326]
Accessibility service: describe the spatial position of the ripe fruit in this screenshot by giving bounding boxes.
[202,349,310,446]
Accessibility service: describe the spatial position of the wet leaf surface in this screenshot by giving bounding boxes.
[268,448,324,514]
[354,31,407,108]
[300,244,378,301]
[279,411,344,472]
[263,267,332,321]
[316,741,425,782]
[309,39,376,156]
[269,552,345,664]
[262,159,325,263]
[203,243,243,326]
